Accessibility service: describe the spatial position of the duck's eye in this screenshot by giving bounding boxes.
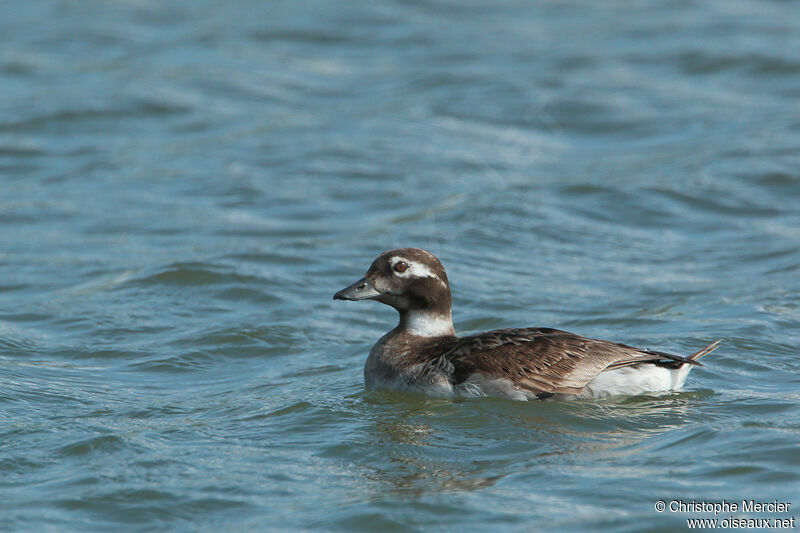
[393,261,409,274]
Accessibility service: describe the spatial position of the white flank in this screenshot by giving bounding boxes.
[405,311,454,337]
[579,364,694,399]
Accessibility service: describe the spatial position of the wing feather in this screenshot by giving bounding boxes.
[444,327,696,395]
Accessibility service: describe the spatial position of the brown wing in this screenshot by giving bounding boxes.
[444,327,697,396]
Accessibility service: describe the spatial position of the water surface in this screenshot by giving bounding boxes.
[1,0,799,531]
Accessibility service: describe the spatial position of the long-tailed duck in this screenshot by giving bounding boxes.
[334,248,720,400]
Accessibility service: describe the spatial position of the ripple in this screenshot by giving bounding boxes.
[0,100,190,133]
[128,262,246,287]
[129,351,217,373]
[57,435,129,457]
[676,51,800,76]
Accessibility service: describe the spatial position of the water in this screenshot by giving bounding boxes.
[2,0,799,530]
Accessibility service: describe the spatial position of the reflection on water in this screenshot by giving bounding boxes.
[354,391,704,498]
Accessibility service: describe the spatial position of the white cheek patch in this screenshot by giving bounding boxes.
[390,257,447,288]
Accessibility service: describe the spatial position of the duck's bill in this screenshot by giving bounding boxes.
[333,277,382,301]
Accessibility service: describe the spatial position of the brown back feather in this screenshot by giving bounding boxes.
[443,327,696,395]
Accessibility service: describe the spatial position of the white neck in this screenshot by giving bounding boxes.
[402,310,455,337]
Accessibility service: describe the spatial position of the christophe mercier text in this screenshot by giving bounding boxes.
[669,500,791,514]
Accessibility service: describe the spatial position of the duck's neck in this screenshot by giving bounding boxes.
[398,309,455,338]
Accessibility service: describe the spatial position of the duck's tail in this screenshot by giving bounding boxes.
[686,339,722,363]
[669,339,722,390]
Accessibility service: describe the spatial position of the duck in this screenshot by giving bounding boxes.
[333,247,720,400]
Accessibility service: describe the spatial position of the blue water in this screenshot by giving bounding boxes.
[2,0,799,531]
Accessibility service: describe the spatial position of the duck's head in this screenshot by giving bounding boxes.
[334,248,454,337]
